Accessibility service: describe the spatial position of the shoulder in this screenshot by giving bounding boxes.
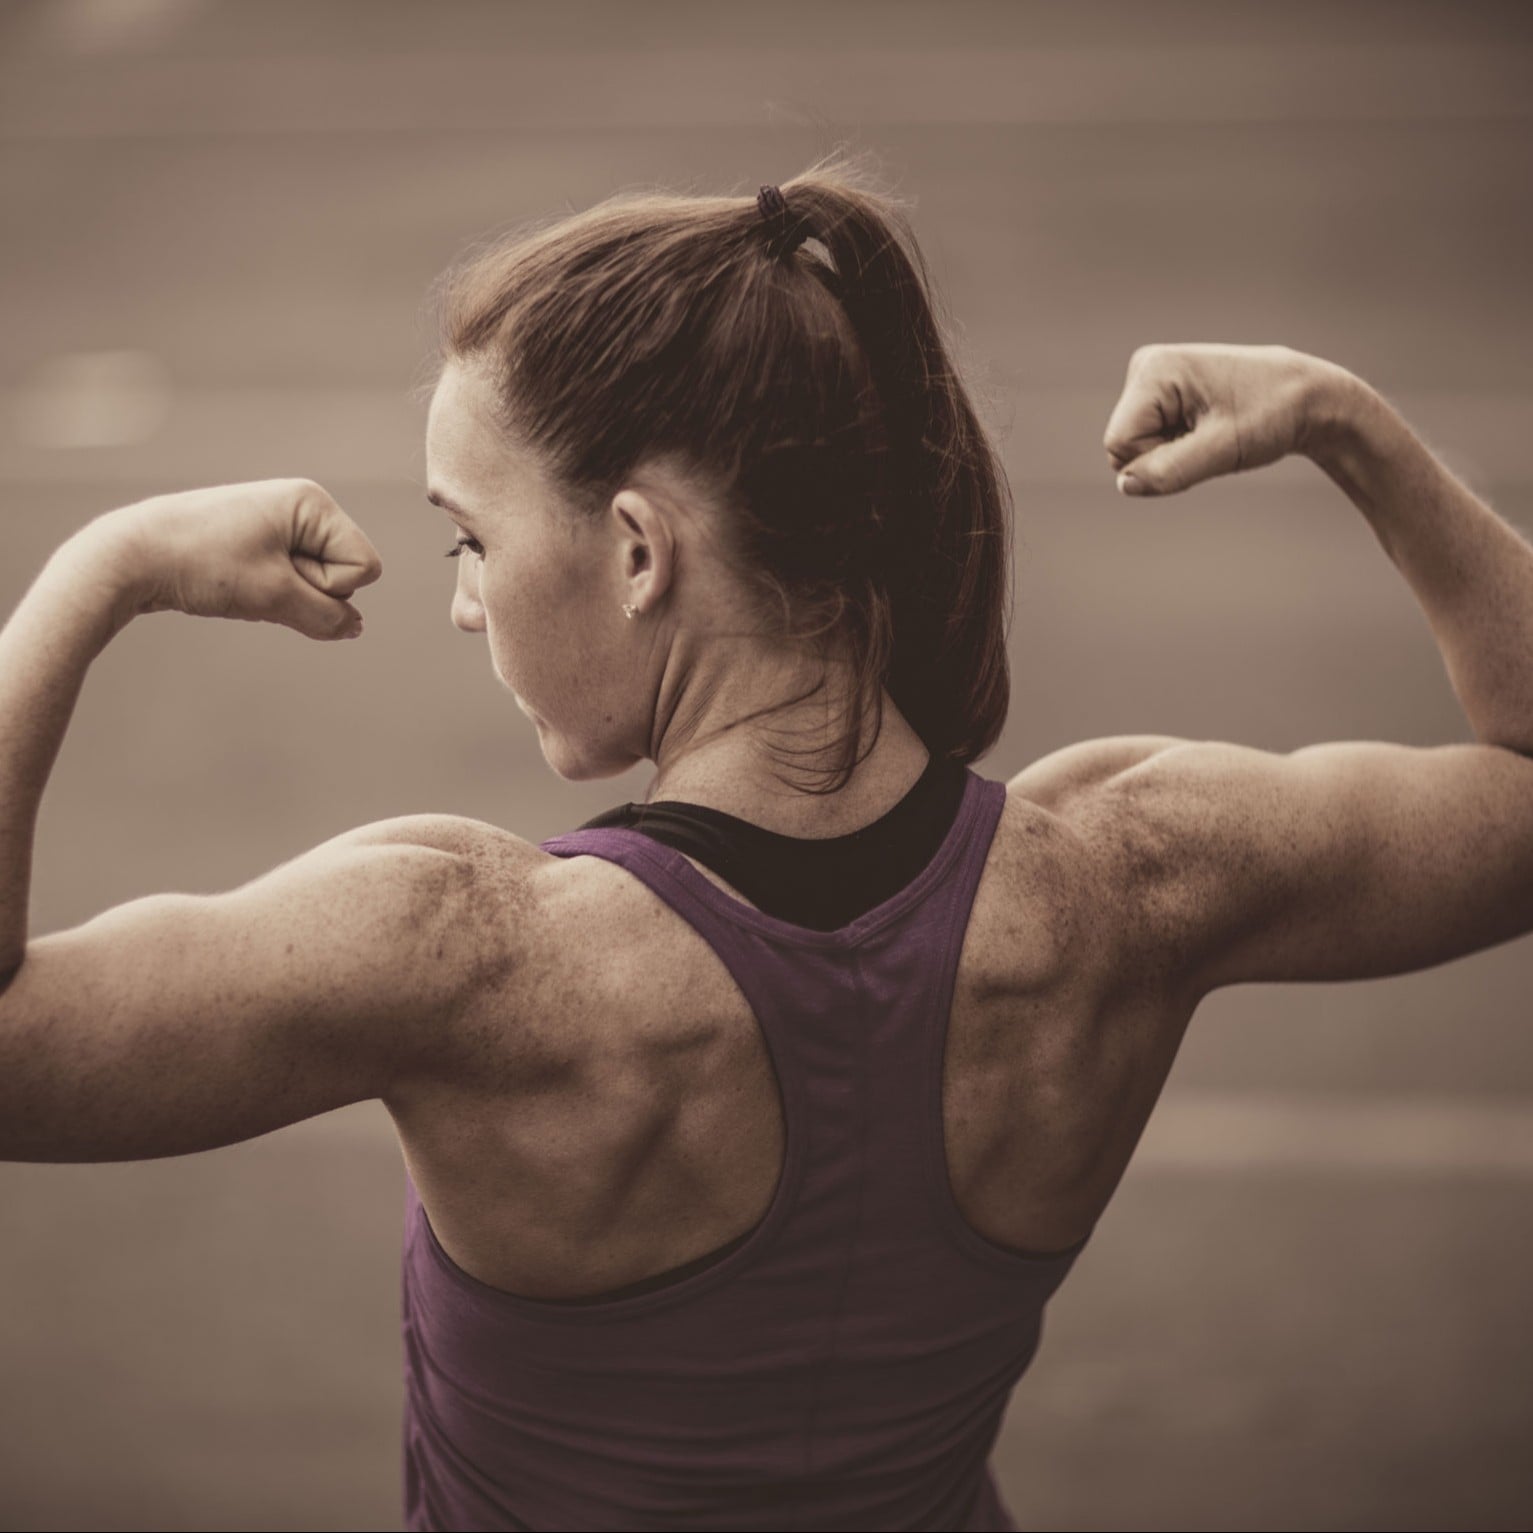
[1005,736,1195,820]
[323,809,560,890]
[207,812,560,1042]
[330,809,540,864]
[318,811,552,956]
[1003,738,1203,997]
[351,812,701,1095]
[277,812,595,1094]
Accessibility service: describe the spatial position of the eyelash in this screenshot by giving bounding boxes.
[444,536,485,559]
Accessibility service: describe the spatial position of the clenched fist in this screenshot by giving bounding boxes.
[1103,343,1351,497]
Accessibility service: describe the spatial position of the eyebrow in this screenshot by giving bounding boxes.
[426,489,473,520]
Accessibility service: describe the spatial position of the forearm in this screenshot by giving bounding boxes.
[1305,371,1533,756]
[0,516,143,980]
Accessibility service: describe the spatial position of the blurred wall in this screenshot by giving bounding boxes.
[0,1,1529,1528]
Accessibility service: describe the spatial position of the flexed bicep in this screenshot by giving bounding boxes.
[0,820,493,1162]
[1075,738,1533,998]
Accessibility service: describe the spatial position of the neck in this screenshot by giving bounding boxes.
[643,653,929,836]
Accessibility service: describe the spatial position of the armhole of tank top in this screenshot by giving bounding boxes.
[921,778,1094,1276]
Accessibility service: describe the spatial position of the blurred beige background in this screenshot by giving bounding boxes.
[1,1,1531,1529]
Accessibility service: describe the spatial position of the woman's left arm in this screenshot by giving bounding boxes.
[0,482,508,1162]
[0,515,142,984]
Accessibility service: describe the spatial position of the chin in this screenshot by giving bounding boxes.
[538,730,644,783]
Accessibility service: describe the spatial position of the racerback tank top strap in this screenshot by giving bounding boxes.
[532,765,1087,1287]
[538,767,998,1229]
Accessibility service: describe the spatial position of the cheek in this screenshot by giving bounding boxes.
[478,543,611,688]
[481,568,568,670]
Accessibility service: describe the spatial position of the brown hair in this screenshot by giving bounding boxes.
[430,147,1014,795]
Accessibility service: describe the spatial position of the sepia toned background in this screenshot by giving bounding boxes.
[1,1,1530,1528]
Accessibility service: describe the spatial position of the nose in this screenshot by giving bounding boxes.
[451,555,486,633]
[451,587,486,633]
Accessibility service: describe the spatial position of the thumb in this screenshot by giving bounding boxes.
[1117,416,1240,497]
[274,575,364,641]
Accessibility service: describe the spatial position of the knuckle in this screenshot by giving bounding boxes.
[288,476,329,504]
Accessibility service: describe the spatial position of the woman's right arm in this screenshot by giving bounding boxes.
[1047,345,1533,999]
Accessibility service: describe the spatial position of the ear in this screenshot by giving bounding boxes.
[610,487,676,615]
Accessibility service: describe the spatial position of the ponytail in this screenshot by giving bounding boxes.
[771,161,1014,774]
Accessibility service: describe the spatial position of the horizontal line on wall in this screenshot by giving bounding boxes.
[284,1090,1533,1178]
[0,45,1528,140]
[3,385,1528,489]
[1131,1092,1533,1178]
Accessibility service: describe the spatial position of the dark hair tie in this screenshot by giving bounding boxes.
[756,183,809,261]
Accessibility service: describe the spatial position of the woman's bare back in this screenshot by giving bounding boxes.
[385,773,1199,1303]
[382,697,1533,1303]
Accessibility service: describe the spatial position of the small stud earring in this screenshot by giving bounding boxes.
[622,603,638,620]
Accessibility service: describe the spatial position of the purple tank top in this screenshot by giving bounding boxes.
[400,768,1090,1531]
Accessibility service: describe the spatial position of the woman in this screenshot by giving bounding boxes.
[2,158,1531,1532]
